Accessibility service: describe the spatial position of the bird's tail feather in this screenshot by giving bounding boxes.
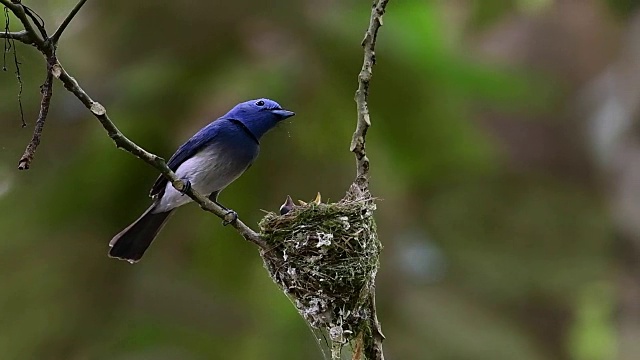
[109,205,173,263]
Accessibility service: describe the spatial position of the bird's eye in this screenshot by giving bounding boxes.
[255,100,265,107]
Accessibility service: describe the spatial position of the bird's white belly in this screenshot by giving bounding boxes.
[154,147,247,212]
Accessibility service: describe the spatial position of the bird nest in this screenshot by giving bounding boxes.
[259,184,381,348]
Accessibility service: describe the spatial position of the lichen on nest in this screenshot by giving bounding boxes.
[259,184,381,348]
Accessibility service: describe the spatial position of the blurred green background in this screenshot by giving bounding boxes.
[2,0,640,359]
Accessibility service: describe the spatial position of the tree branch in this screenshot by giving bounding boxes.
[351,1,390,359]
[18,61,53,170]
[351,0,389,192]
[3,1,56,169]
[22,5,48,40]
[0,29,33,44]
[50,0,86,44]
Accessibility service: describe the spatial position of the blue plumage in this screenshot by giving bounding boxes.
[109,98,295,263]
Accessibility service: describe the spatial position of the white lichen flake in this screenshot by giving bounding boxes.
[329,324,345,342]
[316,232,333,247]
[303,297,323,318]
[338,216,351,230]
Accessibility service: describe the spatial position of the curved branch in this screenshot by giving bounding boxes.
[22,5,48,40]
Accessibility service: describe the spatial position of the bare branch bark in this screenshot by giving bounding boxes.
[50,0,86,44]
[351,0,389,191]
[0,29,33,44]
[17,62,53,170]
[3,1,55,163]
[351,1,390,359]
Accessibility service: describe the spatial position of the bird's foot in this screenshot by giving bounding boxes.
[222,210,238,226]
[178,179,191,195]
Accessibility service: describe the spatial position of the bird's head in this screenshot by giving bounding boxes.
[222,98,295,139]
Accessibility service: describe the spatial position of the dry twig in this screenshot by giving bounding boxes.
[351,0,390,192]
[17,61,53,169]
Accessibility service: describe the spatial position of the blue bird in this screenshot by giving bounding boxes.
[109,98,295,263]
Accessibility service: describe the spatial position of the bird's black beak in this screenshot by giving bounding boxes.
[279,195,295,215]
[271,109,296,119]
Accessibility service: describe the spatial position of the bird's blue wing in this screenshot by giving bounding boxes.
[149,121,220,197]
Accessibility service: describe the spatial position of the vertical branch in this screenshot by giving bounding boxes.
[350,0,389,192]
[350,1,390,359]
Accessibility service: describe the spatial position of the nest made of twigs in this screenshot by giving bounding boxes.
[259,185,381,346]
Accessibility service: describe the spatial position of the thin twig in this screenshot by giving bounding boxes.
[18,61,53,170]
[22,5,47,40]
[3,5,25,126]
[351,0,389,192]
[11,29,24,127]
[0,29,32,44]
[51,0,86,44]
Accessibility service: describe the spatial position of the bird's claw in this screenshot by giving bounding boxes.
[179,179,191,195]
[222,210,238,226]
